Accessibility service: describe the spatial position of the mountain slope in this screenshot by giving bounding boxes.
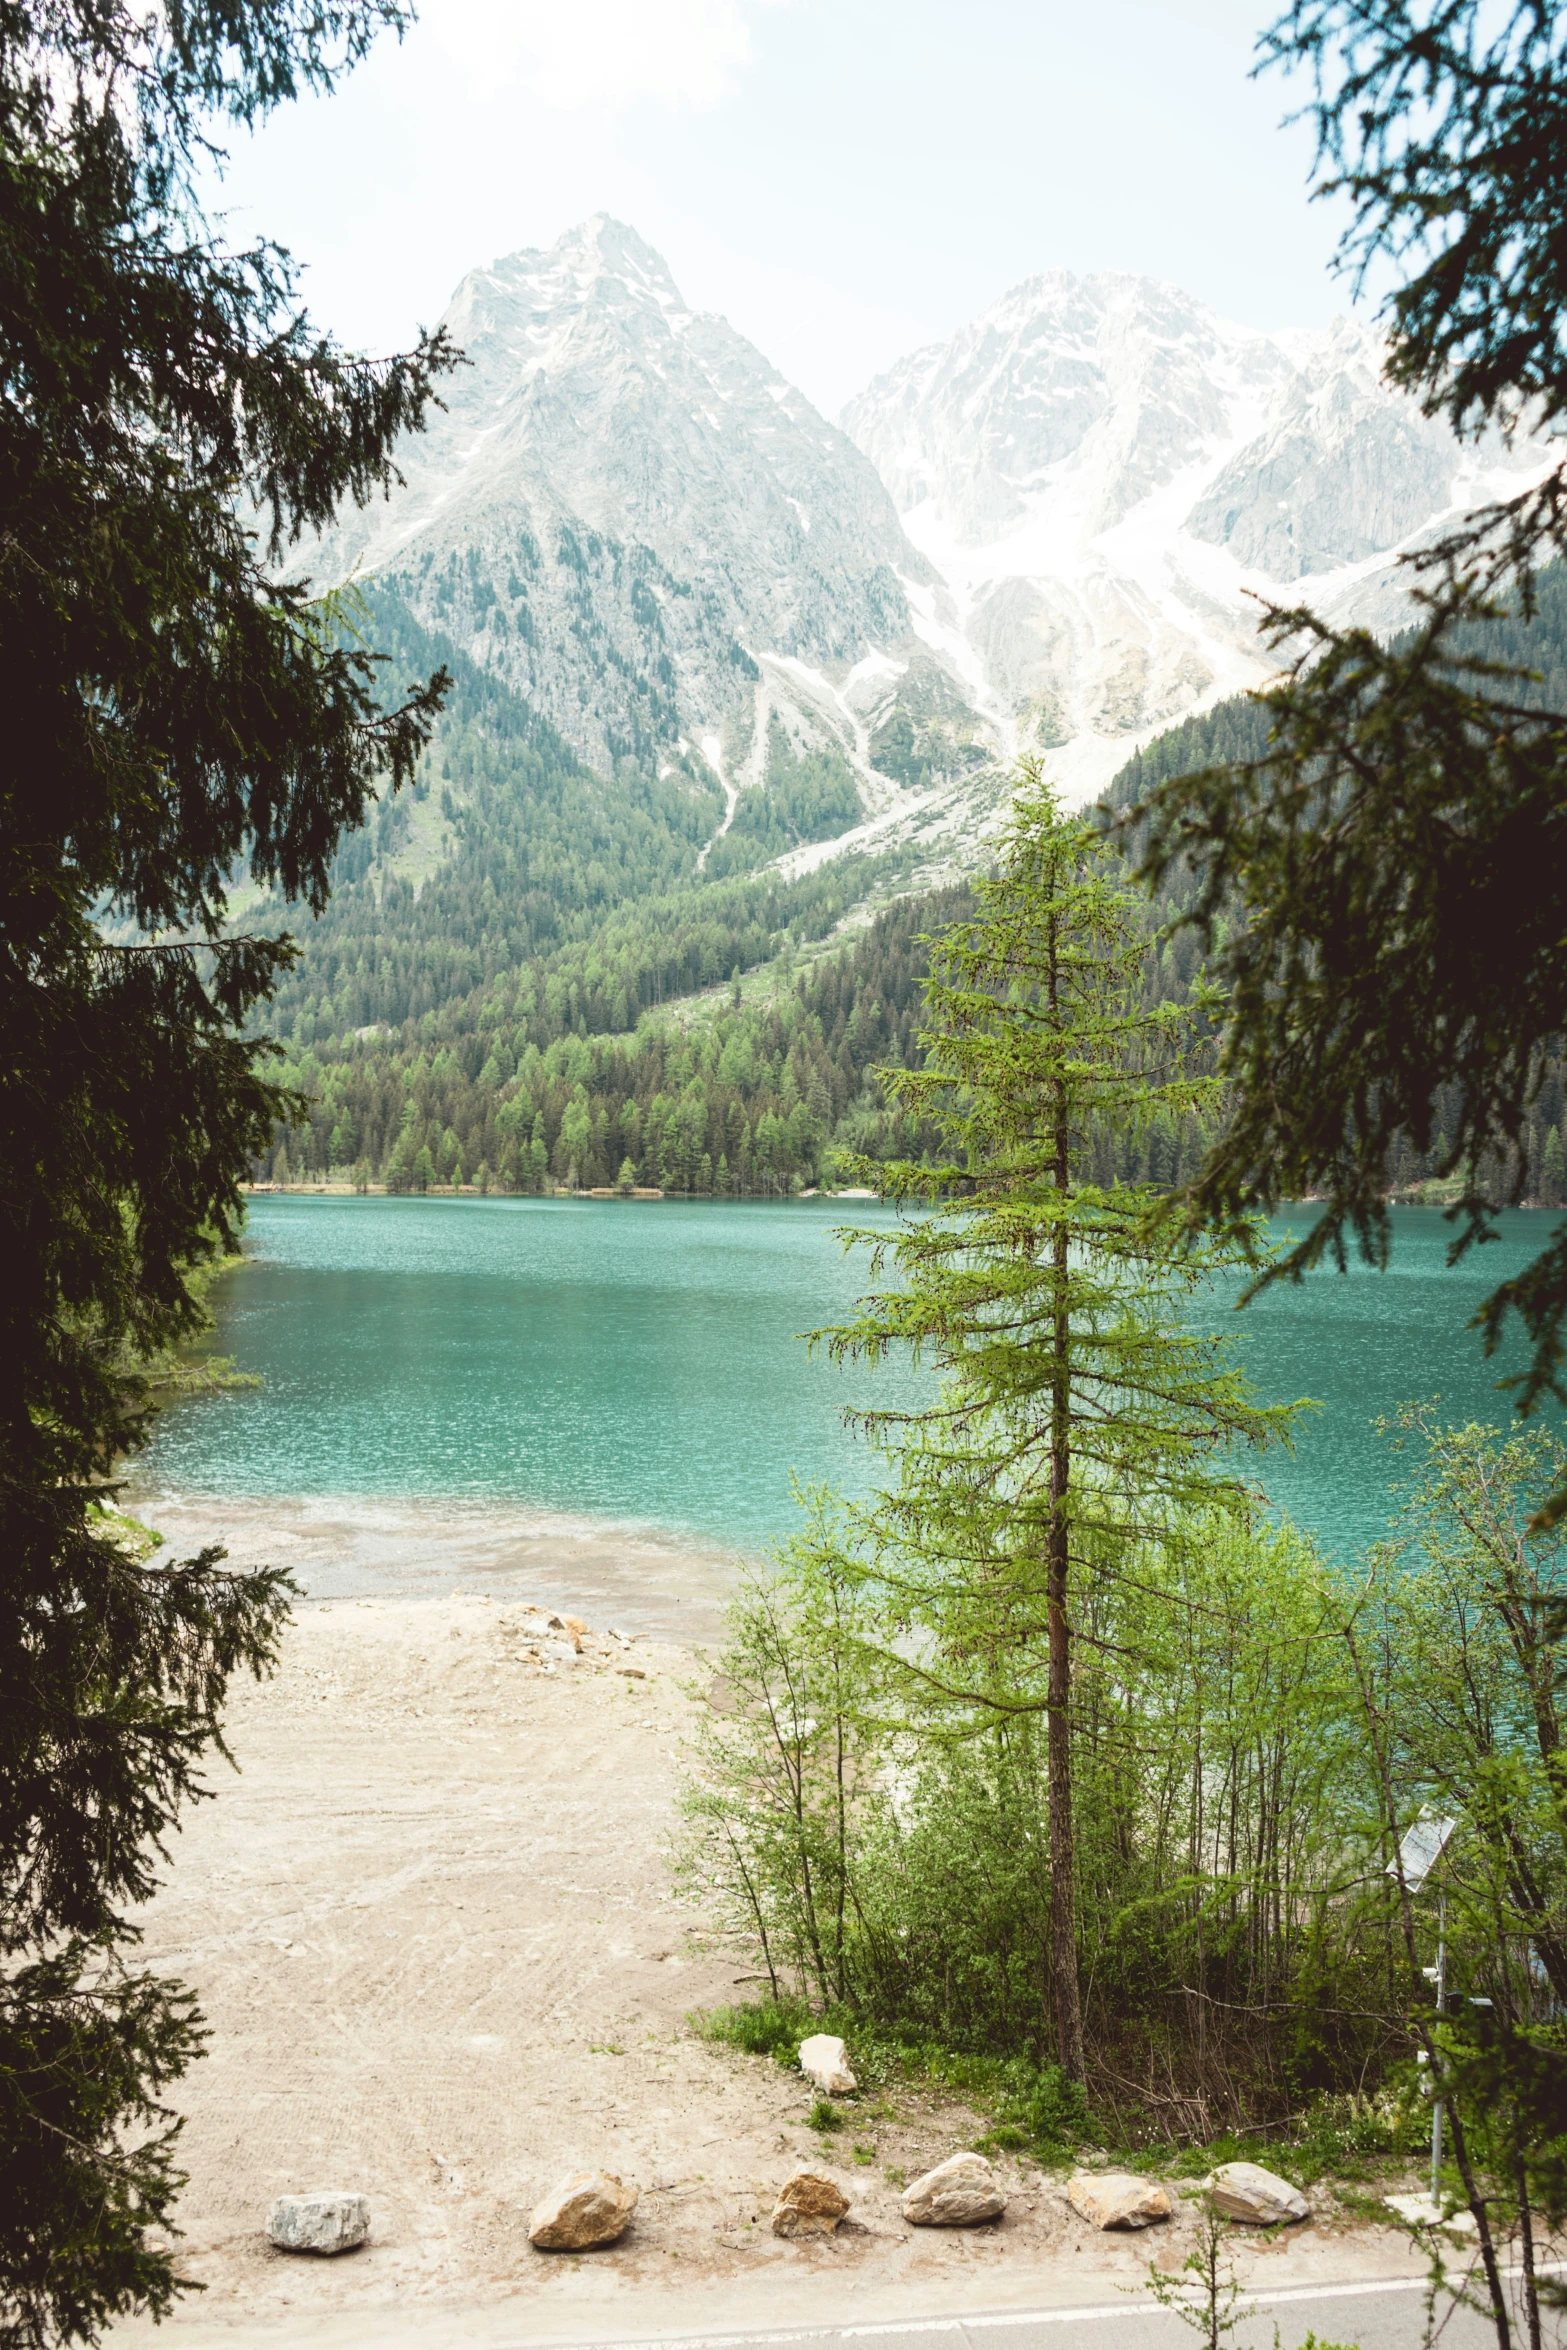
[844,272,1549,804]
[262,571,1567,1200]
[309,216,991,832]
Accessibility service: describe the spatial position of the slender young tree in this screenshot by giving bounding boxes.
[0,4,456,2342]
[824,771,1291,2078]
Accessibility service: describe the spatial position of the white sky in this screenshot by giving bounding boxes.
[209,0,1362,419]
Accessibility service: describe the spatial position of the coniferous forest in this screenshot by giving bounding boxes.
[256,569,1567,1206]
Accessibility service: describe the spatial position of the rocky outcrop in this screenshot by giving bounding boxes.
[266,2191,370,2253]
[1066,2171,1173,2230]
[528,2170,639,2248]
[1204,2163,1308,2225]
[771,2171,850,2238]
[798,2034,857,2095]
[901,2153,1005,2227]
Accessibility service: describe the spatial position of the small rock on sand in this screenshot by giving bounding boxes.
[901,2152,1005,2227]
[266,2191,370,2254]
[1067,2171,1173,2230]
[1205,2162,1308,2225]
[528,2170,639,2249]
[798,2033,857,2095]
[772,2171,850,2238]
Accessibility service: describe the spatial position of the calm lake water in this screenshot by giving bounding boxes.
[136,1194,1562,1569]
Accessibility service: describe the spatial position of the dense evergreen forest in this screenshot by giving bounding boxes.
[259,572,1567,1200]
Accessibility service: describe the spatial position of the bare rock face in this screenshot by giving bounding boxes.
[901,2152,1005,2227]
[308,215,944,788]
[798,2033,857,2095]
[771,2170,850,2238]
[266,2191,370,2254]
[845,277,1546,794]
[528,2170,639,2249]
[1205,2163,1307,2225]
[1066,2171,1173,2230]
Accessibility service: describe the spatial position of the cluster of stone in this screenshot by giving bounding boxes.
[261,2032,1311,2273]
[1064,2160,1308,2231]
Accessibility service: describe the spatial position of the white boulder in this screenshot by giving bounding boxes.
[1206,2162,1308,2224]
[798,2033,857,2095]
[528,2170,638,2249]
[1066,2171,1173,2230]
[266,2191,370,2254]
[902,2152,1005,2227]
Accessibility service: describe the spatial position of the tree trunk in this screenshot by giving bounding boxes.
[1045,906,1085,2082]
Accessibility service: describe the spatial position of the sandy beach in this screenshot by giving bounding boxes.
[110,1537,1447,2350]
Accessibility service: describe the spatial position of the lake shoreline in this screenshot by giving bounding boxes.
[136,1195,1567,1574]
[121,1486,745,1646]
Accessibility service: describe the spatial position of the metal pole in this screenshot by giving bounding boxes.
[1431,1890,1446,2209]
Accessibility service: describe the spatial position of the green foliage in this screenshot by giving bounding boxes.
[681,780,1567,2196]
[696,1994,815,2063]
[1348,1405,1567,2281]
[264,879,977,1193]
[820,769,1290,2076]
[808,2097,844,2133]
[0,1954,201,2350]
[1132,1,1567,1528]
[1261,2,1567,438]
[261,586,726,1041]
[0,2,449,2339]
[681,1504,1376,2142]
[991,2062,1090,2155]
[1144,2210,1247,2350]
[705,744,863,879]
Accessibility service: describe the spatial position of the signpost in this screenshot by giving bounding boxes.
[1390,1809,1459,2211]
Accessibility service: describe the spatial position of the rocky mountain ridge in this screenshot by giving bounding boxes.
[317,221,1552,873]
[844,270,1548,804]
[314,215,991,868]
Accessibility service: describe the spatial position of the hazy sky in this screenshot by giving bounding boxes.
[211,0,1365,418]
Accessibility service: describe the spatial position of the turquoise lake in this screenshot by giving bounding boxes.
[136,1194,1565,1568]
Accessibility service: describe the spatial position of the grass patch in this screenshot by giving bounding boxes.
[809,2098,844,2133]
[695,1994,814,2066]
[690,1997,1421,2191]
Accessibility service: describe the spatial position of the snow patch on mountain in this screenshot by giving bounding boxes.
[844,272,1550,807]
[312,215,993,821]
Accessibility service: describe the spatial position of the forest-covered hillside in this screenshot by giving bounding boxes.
[260,571,1567,1200]
[263,588,885,1044]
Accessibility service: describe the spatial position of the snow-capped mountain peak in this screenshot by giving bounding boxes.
[843,269,1549,804]
[312,217,986,831]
